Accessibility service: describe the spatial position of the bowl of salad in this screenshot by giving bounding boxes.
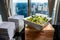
[24,14,52,30]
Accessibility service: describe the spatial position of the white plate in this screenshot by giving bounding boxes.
[23,14,52,30]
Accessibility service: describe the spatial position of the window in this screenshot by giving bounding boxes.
[31,0,49,15]
[10,0,28,17]
[10,0,49,17]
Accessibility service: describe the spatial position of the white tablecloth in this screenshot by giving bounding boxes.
[0,22,15,40]
[8,15,24,32]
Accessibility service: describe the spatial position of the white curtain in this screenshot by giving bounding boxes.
[52,0,59,25]
[10,0,17,16]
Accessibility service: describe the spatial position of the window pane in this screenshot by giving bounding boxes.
[31,0,49,15]
[0,10,2,22]
[13,0,28,17]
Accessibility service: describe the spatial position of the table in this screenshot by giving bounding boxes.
[25,23,55,40]
[8,15,24,32]
[0,22,15,40]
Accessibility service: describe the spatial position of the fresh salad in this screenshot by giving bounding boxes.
[27,15,48,25]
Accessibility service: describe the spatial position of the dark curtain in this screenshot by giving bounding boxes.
[28,0,31,16]
[48,0,55,17]
[0,0,10,21]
